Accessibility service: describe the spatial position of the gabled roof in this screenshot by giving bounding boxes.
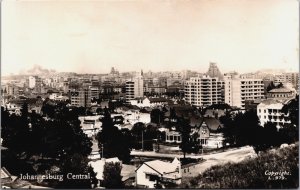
[1,167,11,179]
[144,159,179,175]
[149,97,168,103]
[201,117,223,131]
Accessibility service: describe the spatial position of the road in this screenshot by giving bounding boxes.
[131,146,257,176]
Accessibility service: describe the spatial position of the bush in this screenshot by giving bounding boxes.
[182,143,299,188]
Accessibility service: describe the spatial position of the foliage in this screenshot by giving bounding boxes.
[102,162,124,189]
[182,144,299,189]
[150,109,164,124]
[282,95,299,127]
[1,102,95,188]
[56,153,97,189]
[97,108,131,163]
[178,117,193,158]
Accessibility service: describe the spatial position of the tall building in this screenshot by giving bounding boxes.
[224,74,264,108]
[284,72,299,90]
[126,71,144,103]
[28,76,36,89]
[69,88,91,107]
[184,75,224,107]
[206,62,223,80]
[34,76,42,93]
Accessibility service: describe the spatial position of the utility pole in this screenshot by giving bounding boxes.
[142,131,144,151]
[101,143,104,159]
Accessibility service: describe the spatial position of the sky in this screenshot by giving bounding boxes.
[2,0,299,75]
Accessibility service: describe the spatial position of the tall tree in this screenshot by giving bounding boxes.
[178,117,192,159]
[102,162,123,189]
[97,108,131,163]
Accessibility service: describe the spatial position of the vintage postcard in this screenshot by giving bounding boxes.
[1,0,299,189]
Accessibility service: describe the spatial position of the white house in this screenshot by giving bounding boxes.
[129,97,151,108]
[257,99,291,128]
[165,130,182,143]
[136,158,181,188]
[79,116,102,137]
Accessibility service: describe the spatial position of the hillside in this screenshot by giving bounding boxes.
[181,143,299,189]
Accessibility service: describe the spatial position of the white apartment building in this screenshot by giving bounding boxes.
[184,75,224,107]
[126,71,144,103]
[257,99,291,128]
[224,75,264,108]
[28,76,36,89]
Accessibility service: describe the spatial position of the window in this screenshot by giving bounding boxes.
[146,174,157,182]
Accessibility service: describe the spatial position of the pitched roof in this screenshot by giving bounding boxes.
[149,97,168,103]
[202,117,223,131]
[269,87,294,93]
[144,160,178,174]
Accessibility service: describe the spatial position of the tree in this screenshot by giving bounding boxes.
[178,117,192,159]
[131,122,146,150]
[219,111,235,146]
[232,110,262,147]
[97,108,131,163]
[57,153,97,188]
[150,109,164,124]
[102,162,123,189]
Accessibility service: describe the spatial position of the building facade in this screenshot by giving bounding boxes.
[69,88,91,107]
[257,99,291,128]
[224,75,264,108]
[126,71,144,103]
[184,75,224,107]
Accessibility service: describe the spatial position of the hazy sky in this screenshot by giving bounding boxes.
[2,0,299,75]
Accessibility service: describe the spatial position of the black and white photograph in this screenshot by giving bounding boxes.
[1,0,299,189]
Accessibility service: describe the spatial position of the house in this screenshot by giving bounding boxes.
[136,158,181,188]
[164,117,224,149]
[197,118,224,149]
[257,99,291,128]
[1,167,14,185]
[148,97,169,107]
[165,130,182,143]
[79,116,102,137]
[129,97,151,108]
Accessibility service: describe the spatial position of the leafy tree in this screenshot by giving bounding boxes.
[219,111,235,146]
[150,109,164,124]
[57,153,97,188]
[178,117,192,159]
[233,110,262,147]
[97,108,131,163]
[131,122,146,150]
[102,162,123,189]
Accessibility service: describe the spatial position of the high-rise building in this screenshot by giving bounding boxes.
[126,71,144,103]
[28,76,36,89]
[206,62,223,80]
[224,74,265,108]
[284,72,299,90]
[184,75,224,107]
[69,88,91,107]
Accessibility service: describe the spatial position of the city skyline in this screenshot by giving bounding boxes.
[2,0,299,76]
